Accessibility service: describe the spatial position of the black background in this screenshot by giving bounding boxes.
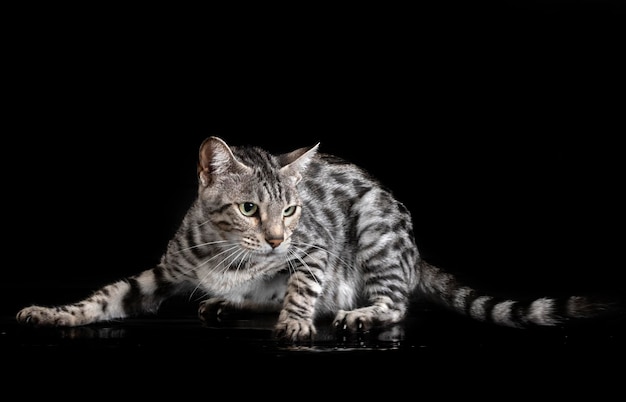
[3,3,624,315]
[2,4,625,396]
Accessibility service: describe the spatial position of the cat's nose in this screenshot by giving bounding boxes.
[266,238,283,248]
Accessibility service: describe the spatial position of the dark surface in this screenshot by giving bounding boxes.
[3,289,625,396]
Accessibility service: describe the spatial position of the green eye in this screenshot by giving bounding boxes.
[283,205,297,217]
[238,202,258,217]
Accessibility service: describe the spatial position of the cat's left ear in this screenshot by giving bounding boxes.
[278,142,320,185]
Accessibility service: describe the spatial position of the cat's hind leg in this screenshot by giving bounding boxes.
[333,190,418,333]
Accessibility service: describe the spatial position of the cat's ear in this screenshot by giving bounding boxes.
[278,142,320,185]
[198,136,251,187]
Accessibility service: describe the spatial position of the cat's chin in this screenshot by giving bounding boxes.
[256,240,292,254]
[266,247,290,256]
[241,245,288,257]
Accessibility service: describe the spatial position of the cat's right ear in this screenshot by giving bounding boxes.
[278,142,320,185]
[198,137,251,187]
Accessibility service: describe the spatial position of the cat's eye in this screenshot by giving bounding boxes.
[238,202,258,217]
[283,205,297,217]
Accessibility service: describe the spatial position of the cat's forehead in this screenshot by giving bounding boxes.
[222,176,297,205]
[217,147,299,203]
[231,146,286,178]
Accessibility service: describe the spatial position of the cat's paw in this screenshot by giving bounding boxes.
[273,317,317,342]
[197,298,227,322]
[333,309,376,332]
[16,306,77,327]
[333,306,404,333]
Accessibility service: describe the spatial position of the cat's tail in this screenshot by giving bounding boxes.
[416,261,622,328]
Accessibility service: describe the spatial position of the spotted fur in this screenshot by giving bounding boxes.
[16,136,615,341]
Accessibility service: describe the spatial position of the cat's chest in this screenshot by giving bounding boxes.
[207,269,289,303]
[194,253,288,295]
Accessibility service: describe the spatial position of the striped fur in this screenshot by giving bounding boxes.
[16,137,616,341]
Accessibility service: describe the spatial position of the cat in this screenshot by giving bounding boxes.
[15,136,619,342]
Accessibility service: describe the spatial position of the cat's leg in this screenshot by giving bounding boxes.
[332,261,413,332]
[16,266,185,327]
[332,194,418,333]
[197,298,229,321]
[273,256,326,342]
[17,280,137,327]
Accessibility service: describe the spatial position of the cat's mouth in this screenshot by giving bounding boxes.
[261,242,290,255]
[240,236,291,255]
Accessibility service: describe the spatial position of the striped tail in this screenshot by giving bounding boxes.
[416,261,618,328]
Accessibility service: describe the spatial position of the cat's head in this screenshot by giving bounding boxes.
[197,136,319,255]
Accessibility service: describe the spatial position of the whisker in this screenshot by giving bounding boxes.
[289,245,322,287]
[197,219,212,227]
[292,241,353,271]
[188,245,243,301]
[224,247,248,272]
[231,249,251,283]
[196,245,240,270]
[173,239,231,254]
[286,250,302,296]
[235,249,250,272]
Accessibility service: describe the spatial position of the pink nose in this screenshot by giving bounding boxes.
[267,238,283,248]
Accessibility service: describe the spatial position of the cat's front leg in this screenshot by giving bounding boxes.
[17,305,86,327]
[273,270,323,342]
[16,279,137,327]
[197,298,228,321]
[274,309,317,342]
[16,268,181,327]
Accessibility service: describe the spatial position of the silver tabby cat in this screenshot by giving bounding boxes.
[16,136,612,341]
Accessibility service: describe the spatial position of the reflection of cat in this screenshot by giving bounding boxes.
[16,136,617,341]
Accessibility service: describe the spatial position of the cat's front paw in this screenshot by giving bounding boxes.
[197,298,227,322]
[273,317,317,342]
[16,306,77,327]
[333,306,404,333]
[333,309,373,332]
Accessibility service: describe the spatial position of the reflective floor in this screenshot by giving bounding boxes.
[3,297,624,397]
[0,286,626,399]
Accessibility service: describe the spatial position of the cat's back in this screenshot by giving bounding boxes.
[296,151,410,230]
[302,152,386,199]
